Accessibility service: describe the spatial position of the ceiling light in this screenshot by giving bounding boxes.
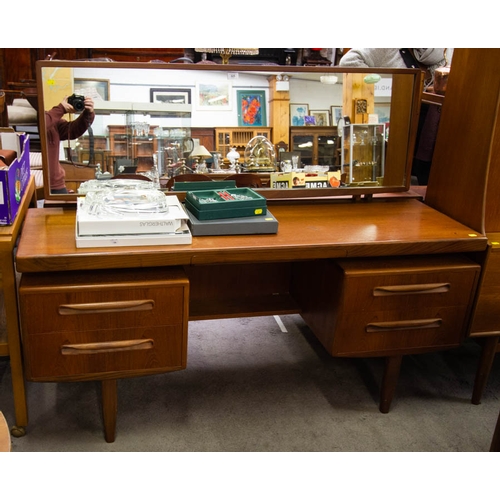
[320,75,338,85]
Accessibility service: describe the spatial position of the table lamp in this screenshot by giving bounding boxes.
[189,145,212,171]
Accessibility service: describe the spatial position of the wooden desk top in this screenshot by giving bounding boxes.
[16,198,487,273]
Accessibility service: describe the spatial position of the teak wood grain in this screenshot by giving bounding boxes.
[16,199,487,274]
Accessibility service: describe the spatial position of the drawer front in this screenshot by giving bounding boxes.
[342,267,479,314]
[20,284,186,335]
[333,305,468,356]
[23,324,185,381]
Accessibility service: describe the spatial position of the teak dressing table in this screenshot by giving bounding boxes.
[15,199,486,441]
[11,51,498,442]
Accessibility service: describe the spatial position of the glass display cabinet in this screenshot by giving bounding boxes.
[341,124,386,185]
[290,127,339,167]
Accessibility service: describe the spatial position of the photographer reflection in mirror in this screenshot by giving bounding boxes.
[45,94,95,194]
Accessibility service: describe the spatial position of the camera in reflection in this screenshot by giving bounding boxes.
[67,94,85,112]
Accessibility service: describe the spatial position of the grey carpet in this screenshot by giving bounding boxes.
[1,314,499,452]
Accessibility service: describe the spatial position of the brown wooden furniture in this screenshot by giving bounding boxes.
[60,161,97,193]
[191,127,215,152]
[19,267,189,443]
[0,412,11,452]
[424,49,500,405]
[164,173,213,191]
[290,126,339,167]
[224,173,263,188]
[215,127,272,163]
[292,255,480,412]
[0,176,36,437]
[490,406,500,452]
[15,197,487,440]
[108,124,158,165]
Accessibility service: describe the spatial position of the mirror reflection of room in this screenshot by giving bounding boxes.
[36,62,420,199]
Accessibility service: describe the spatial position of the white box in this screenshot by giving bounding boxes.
[76,195,190,236]
[75,223,192,248]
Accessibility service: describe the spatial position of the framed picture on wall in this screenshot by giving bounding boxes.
[74,78,110,101]
[236,90,267,126]
[150,88,191,104]
[331,106,343,124]
[196,82,232,110]
[374,103,391,123]
[290,103,309,126]
[310,110,330,126]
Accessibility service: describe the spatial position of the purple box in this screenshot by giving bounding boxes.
[0,133,30,225]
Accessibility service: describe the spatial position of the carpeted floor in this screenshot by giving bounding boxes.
[1,314,499,453]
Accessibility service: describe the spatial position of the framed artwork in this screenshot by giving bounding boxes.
[290,103,309,126]
[196,82,232,109]
[310,110,330,126]
[237,90,267,126]
[74,78,109,101]
[150,88,191,104]
[374,103,391,123]
[331,106,343,124]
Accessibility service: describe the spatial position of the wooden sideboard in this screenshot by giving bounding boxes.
[15,198,487,440]
[0,176,36,437]
[215,127,272,163]
[424,49,500,404]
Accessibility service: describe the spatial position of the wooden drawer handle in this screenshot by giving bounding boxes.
[366,318,442,332]
[373,283,450,296]
[61,338,154,355]
[58,299,155,315]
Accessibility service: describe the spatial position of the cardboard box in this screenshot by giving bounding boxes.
[0,133,30,225]
[270,171,340,189]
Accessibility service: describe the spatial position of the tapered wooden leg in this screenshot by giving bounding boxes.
[472,336,499,405]
[101,379,118,443]
[379,355,403,413]
[1,255,28,435]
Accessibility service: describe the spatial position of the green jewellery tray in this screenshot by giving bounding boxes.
[184,187,267,220]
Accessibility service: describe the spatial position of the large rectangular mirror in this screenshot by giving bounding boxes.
[36,60,422,200]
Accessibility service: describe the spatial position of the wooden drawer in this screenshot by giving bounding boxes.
[23,325,185,381]
[338,256,479,314]
[334,305,472,356]
[19,267,189,381]
[292,255,481,357]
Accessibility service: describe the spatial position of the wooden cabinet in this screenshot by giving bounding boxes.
[424,49,500,403]
[292,254,481,412]
[19,267,189,442]
[290,126,339,167]
[19,267,189,382]
[191,127,215,152]
[293,255,480,357]
[215,127,272,162]
[108,124,159,171]
[75,135,112,173]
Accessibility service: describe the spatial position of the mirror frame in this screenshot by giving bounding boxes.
[36,60,423,202]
